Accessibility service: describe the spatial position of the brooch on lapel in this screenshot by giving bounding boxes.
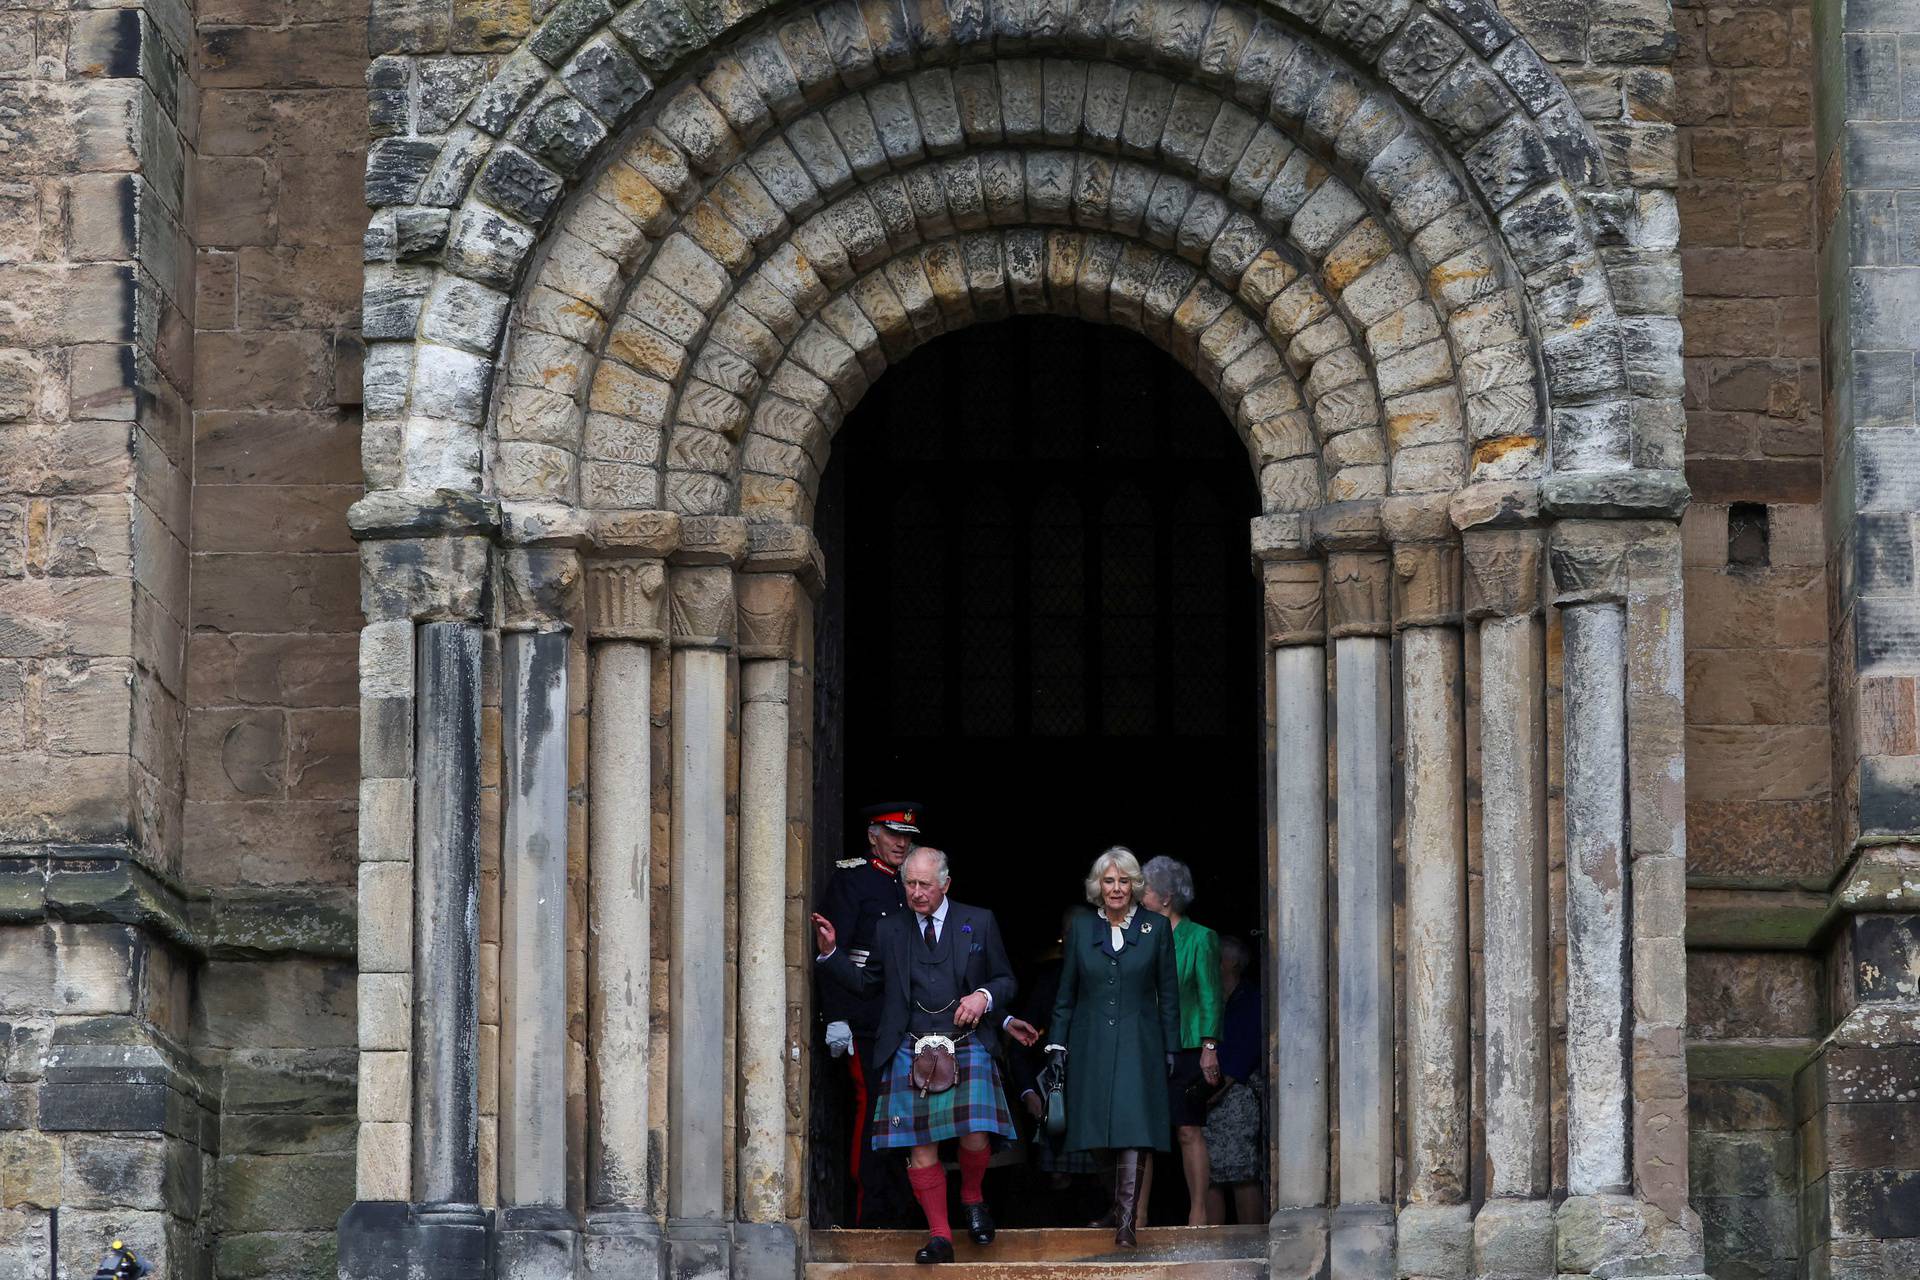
[1141,922,1152,934]
[960,923,972,933]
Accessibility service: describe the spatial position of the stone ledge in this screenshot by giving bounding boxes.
[349,488,502,540]
[0,845,355,960]
[1684,886,1827,950]
[41,1014,217,1137]
[1685,1037,1821,1081]
[1540,469,1689,519]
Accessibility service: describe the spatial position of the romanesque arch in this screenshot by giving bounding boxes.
[344,2,1699,1277]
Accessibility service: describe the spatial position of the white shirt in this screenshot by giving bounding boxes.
[1107,905,1137,953]
[914,897,951,944]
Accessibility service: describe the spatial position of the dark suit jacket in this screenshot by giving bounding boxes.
[818,898,1018,1076]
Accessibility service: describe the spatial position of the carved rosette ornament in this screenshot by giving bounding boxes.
[1462,529,1546,620]
[1263,561,1326,647]
[1327,552,1392,638]
[586,558,669,643]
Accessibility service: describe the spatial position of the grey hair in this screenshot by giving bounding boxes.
[1142,856,1196,914]
[903,846,950,886]
[1084,846,1144,906]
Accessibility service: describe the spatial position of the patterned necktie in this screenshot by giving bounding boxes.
[923,915,936,950]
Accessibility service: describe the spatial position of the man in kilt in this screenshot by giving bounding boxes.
[813,847,1041,1263]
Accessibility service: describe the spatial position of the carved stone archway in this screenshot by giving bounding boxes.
[344,2,1698,1277]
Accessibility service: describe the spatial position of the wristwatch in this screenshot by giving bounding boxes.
[1201,1038,1219,1051]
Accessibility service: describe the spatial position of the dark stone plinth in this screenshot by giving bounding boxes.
[337,1201,491,1280]
[1269,1206,1330,1280]
[495,1205,578,1280]
[665,1219,729,1280]
[1329,1203,1394,1280]
[583,1211,665,1280]
[731,1222,797,1280]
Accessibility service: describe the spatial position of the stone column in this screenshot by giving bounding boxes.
[734,568,806,1280]
[666,518,745,1280]
[582,520,674,1280]
[340,510,495,1280]
[1258,533,1332,1280]
[496,548,583,1279]
[1557,588,1630,1200]
[1325,527,1394,1280]
[1393,537,1471,1280]
[412,619,491,1260]
[1461,528,1554,1279]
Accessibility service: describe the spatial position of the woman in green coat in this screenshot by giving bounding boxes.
[1140,855,1223,1226]
[1046,846,1180,1248]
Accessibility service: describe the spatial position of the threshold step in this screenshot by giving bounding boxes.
[808,1226,1266,1264]
[805,1261,1265,1279]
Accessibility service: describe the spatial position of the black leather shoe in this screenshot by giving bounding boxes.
[914,1236,954,1264]
[963,1202,995,1245]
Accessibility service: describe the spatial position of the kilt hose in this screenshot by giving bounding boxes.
[870,1036,1017,1149]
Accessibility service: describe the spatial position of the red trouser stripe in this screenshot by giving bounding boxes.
[848,1052,870,1222]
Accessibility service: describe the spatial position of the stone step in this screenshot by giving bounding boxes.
[808,1226,1267,1264]
[806,1261,1265,1279]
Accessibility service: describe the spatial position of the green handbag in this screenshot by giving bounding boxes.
[1039,1055,1067,1138]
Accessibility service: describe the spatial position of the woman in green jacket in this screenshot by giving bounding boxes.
[1141,855,1222,1226]
[1047,846,1180,1247]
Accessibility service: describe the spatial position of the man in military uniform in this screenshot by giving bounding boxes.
[817,801,919,1226]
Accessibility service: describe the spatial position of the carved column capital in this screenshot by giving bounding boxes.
[1327,551,1392,638]
[669,564,737,649]
[1391,541,1462,629]
[1264,560,1326,647]
[1463,528,1545,620]
[501,547,582,632]
[736,572,803,662]
[1549,521,1632,607]
[359,535,493,623]
[587,557,670,643]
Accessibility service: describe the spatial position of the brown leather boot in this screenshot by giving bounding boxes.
[1111,1149,1142,1249]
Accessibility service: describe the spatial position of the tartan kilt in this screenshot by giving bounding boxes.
[870,1037,1016,1149]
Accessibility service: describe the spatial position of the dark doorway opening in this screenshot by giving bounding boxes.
[809,316,1265,1229]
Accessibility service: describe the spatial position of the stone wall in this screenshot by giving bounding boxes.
[1668,3,1835,1277]
[0,2,204,1275]
[187,0,371,1274]
[0,1,366,1276]
[0,0,191,872]
[1674,0,1830,888]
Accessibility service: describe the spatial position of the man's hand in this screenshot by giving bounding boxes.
[1023,1090,1044,1120]
[811,913,837,957]
[1005,1017,1041,1047]
[953,991,990,1028]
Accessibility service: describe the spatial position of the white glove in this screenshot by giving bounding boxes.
[824,1021,854,1057]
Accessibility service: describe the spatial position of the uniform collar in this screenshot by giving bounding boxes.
[869,857,898,878]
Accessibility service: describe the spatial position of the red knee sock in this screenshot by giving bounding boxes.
[908,1163,952,1240]
[958,1143,990,1205]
